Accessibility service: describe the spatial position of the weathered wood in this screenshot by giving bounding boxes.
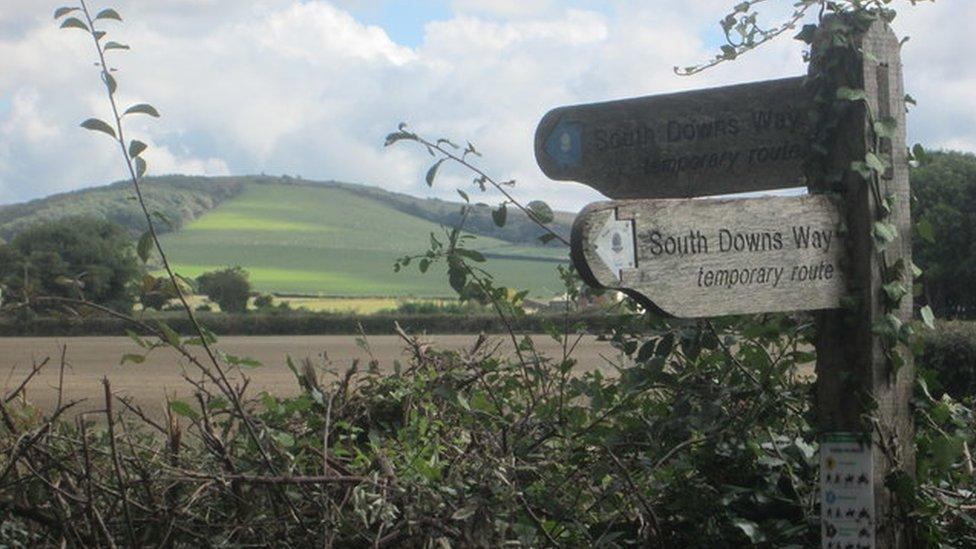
[810,18,914,549]
[535,77,811,198]
[572,195,846,317]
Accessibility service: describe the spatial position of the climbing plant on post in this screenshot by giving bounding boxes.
[807,14,916,548]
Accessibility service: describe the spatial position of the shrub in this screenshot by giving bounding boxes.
[196,267,251,314]
[919,321,976,400]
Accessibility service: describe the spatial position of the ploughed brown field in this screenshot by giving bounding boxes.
[1,335,627,419]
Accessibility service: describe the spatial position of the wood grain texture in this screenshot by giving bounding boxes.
[809,18,914,548]
[572,195,846,317]
[535,77,811,198]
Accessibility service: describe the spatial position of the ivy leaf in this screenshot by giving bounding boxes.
[129,139,147,158]
[60,17,89,31]
[95,8,122,21]
[425,159,445,187]
[124,103,160,117]
[80,118,116,138]
[135,156,147,178]
[850,161,872,180]
[920,305,936,330]
[169,400,200,421]
[916,218,935,244]
[865,152,887,174]
[836,87,867,102]
[883,282,908,304]
[54,7,79,18]
[492,203,507,227]
[873,117,898,139]
[104,41,130,51]
[872,221,897,250]
[137,231,154,263]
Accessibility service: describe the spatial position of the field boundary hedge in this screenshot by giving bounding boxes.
[0,312,614,337]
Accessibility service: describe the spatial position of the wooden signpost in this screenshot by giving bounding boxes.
[572,195,846,317]
[537,16,914,549]
[534,77,810,198]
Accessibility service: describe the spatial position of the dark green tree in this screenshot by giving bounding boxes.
[0,216,139,311]
[912,150,976,318]
[196,266,251,313]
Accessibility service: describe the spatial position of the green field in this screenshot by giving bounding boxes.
[159,184,567,297]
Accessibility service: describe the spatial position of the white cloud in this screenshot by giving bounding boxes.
[0,1,973,212]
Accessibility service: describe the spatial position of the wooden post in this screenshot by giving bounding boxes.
[811,18,914,548]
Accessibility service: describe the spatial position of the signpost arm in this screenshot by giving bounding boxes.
[810,17,914,547]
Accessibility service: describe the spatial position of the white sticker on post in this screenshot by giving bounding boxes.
[821,433,874,549]
[594,213,635,281]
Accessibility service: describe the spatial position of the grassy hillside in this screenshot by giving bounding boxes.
[0,175,573,246]
[159,184,568,297]
[0,176,244,240]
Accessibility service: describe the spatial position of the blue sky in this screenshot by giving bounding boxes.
[1,1,973,209]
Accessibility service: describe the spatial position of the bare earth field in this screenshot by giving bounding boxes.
[1,335,626,418]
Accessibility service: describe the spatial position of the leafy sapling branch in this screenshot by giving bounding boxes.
[57,1,294,482]
[385,124,569,248]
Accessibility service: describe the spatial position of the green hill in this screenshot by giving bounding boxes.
[157,183,568,297]
[1,175,574,297]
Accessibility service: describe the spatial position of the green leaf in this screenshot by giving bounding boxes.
[95,8,122,21]
[104,41,130,51]
[794,23,817,44]
[54,7,79,18]
[60,17,89,31]
[872,221,897,249]
[155,321,181,347]
[272,431,296,448]
[129,139,147,158]
[916,218,935,243]
[883,282,908,304]
[733,518,763,543]
[455,249,485,263]
[912,143,927,164]
[865,152,887,173]
[538,233,558,245]
[135,156,147,178]
[873,117,898,139]
[80,118,116,139]
[384,130,416,147]
[169,400,200,421]
[124,103,160,117]
[456,189,469,202]
[920,305,935,330]
[151,210,173,229]
[137,231,154,262]
[102,72,117,95]
[425,159,445,187]
[528,200,554,224]
[492,203,507,227]
[850,161,872,180]
[120,353,145,365]
[836,87,867,102]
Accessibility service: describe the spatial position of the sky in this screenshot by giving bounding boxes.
[0,0,972,211]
